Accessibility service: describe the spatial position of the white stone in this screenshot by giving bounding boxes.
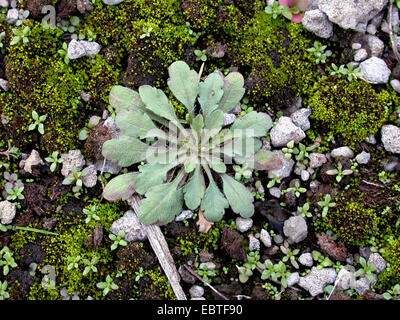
[351,43,362,50]
[290,108,311,131]
[367,35,384,58]
[235,217,253,233]
[269,187,281,198]
[110,210,147,242]
[355,151,371,164]
[268,150,295,179]
[287,272,300,287]
[300,170,310,182]
[260,229,272,248]
[102,0,124,4]
[335,266,356,291]
[82,165,97,188]
[223,113,236,126]
[368,253,386,274]
[270,116,306,147]
[330,146,354,158]
[359,57,391,84]
[61,150,85,177]
[302,9,333,39]
[0,0,8,8]
[249,236,260,251]
[299,252,314,267]
[24,149,44,174]
[390,79,400,93]
[354,48,368,62]
[283,216,308,243]
[175,210,194,222]
[67,39,101,60]
[298,267,337,296]
[6,8,18,24]
[189,285,204,298]
[0,200,16,224]
[0,79,9,91]
[382,125,400,154]
[309,152,327,168]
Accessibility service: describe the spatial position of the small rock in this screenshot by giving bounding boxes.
[365,135,377,144]
[309,153,327,169]
[81,40,101,56]
[270,116,306,147]
[335,266,356,291]
[0,0,8,8]
[24,149,44,174]
[367,35,384,58]
[330,146,354,158]
[283,216,308,243]
[67,39,101,60]
[366,23,377,35]
[359,57,391,84]
[61,150,85,177]
[381,125,400,154]
[0,79,9,91]
[269,187,281,198]
[81,92,92,103]
[223,113,236,126]
[82,165,97,188]
[175,210,194,222]
[353,274,377,295]
[351,43,362,50]
[6,8,18,24]
[0,200,17,224]
[110,210,147,242]
[249,236,260,251]
[273,234,284,244]
[178,265,196,284]
[103,116,121,139]
[354,48,368,62]
[102,0,124,4]
[390,79,400,93]
[77,0,93,14]
[355,151,371,164]
[88,115,100,127]
[287,272,300,287]
[268,150,295,179]
[260,229,272,248]
[290,108,311,131]
[310,180,321,193]
[302,9,333,39]
[199,262,216,271]
[299,252,314,267]
[235,217,253,233]
[298,267,337,297]
[189,285,204,298]
[300,170,310,182]
[368,253,386,274]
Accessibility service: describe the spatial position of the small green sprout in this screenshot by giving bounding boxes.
[140,26,153,39]
[330,63,363,81]
[82,256,99,276]
[62,166,89,194]
[83,205,100,224]
[194,49,207,62]
[58,42,70,65]
[286,181,307,198]
[317,194,336,218]
[45,151,64,172]
[267,174,281,189]
[383,284,400,300]
[28,111,47,135]
[0,31,6,54]
[297,202,312,218]
[97,275,119,296]
[196,264,217,283]
[0,281,10,300]
[10,26,30,45]
[355,257,377,281]
[109,230,127,251]
[233,163,252,181]
[307,41,332,64]
[67,255,81,271]
[264,1,300,21]
[312,250,333,269]
[6,185,24,201]
[134,267,145,281]
[326,163,353,182]
[280,245,300,269]
[0,247,17,276]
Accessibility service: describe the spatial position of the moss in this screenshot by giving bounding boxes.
[307,76,394,146]
[379,238,400,289]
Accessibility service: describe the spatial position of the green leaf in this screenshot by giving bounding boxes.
[167,61,199,116]
[183,165,205,210]
[102,136,149,167]
[116,109,157,139]
[191,114,204,138]
[139,85,178,122]
[200,180,228,222]
[198,72,224,117]
[109,85,145,113]
[28,123,36,131]
[32,110,39,120]
[205,109,224,131]
[103,172,139,201]
[134,163,175,195]
[218,72,245,113]
[231,111,272,137]
[10,36,20,45]
[138,175,184,225]
[221,173,254,218]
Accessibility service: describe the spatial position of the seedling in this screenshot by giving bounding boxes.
[83,205,100,224]
[196,264,217,283]
[312,250,333,269]
[58,42,70,65]
[10,26,30,45]
[134,267,145,281]
[62,166,90,194]
[280,245,300,269]
[109,230,127,251]
[326,163,353,183]
[317,194,336,218]
[267,174,281,189]
[67,255,81,271]
[383,283,400,300]
[330,63,363,81]
[233,163,252,181]
[285,181,307,198]
[82,256,99,276]
[28,111,47,135]
[6,185,24,201]
[297,202,312,218]
[355,257,377,281]
[194,49,207,62]
[45,151,64,172]
[0,281,9,300]
[97,275,119,296]
[264,0,300,21]
[140,26,153,39]
[0,247,17,276]
[307,41,332,64]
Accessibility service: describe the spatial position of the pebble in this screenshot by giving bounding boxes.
[299,252,314,267]
[354,48,368,62]
[381,124,400,154]
[223,113,236,126]
[23,149,44,174]
[235,217,253,233]
[269,187,281,198]
[175,210,194,222]
[189,285,204,299]
[6,8,18,24]
[298,267,337,297]
[249,236,260,252]
[82,165,97,188]
[290,108,311,131]
[287,272,300,287]
[359,57,391,84]
[270,116,306,147]
[330,146,354,159]
[110,210,147,242]
[199,262,217,271]
[390,79,400,93]
[367,253,386,274]
[0,200,16,225]
[0,79,9,91]
[309,153,327,169]
[283,215,308,243]
[355,151,371,164]
[260,229,272,248]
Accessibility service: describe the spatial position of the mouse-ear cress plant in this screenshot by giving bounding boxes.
[101,61,280,225]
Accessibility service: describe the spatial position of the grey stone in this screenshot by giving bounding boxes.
[382,125,400,154]
[354,48,368,62]
[283,216,308,243]
[81,40,101,56]
[299,252,314,267]
[189,285,204,298]
[291,108,311,131]
[273,234,284,244]
[77,0,93,14]
[67,39,101,60]
[287,272,300,287]
[110,210,147,242]
[61,150,85,177]
[359,57,391,84]
[309,152,327,169]
[175,210,194,222]
[102,0,124,4]
[300,170,310,182]
[235,217,253,233]
[269,187,281,198]
[199,262,216,271]
[335,266,356,291]
[88,115,100,127]
[249,236,260,251]
[260,229,272,248]
[0,79,9,91]
[353,274,377,295]
[366,23,377,35]
[0,200,17,224]
[268,150,295,179]
[223,113,236,126]
[390,79,400,93]
[302,9,333,39]
[24,149,44,174]
[298,267,337,296]
[351,43,362,50]
[82,165,97,188]
[365,135,377,144]
[355,151,371,164]
[318,0,388,31]
[330,146,354,158]
[0,0,8,8]
[6,8,18,24]
[81,91,91,102]
[270,116,306,147]
[368,253,386,274]
[367,35,384,58]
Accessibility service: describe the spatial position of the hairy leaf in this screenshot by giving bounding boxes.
[138,176,184,225]
[134,163,176,195]
[139,85,178,122]
[103,172,139,201]
[198,72,224,117]
[102,136,149,167]
[191,114,204,138]
[167,61,199,115]
[183,165,205,210]
[201,180,228,222]
[231,111,272,137]
[218,72,245,113]
[221,173,254,218]
[116,109,156,139]
[205,109,224,131]
[109,85,145,113]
